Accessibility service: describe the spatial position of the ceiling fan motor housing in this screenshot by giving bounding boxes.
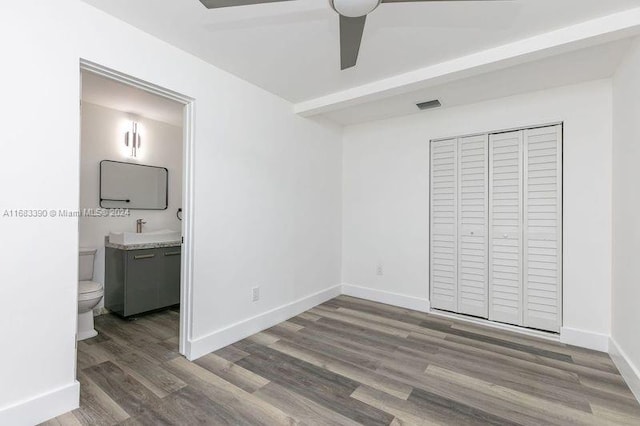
[331,0,382,17]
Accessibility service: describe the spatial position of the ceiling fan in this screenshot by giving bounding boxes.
[199,0,507,70]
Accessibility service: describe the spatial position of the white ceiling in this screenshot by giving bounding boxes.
[323,38,634,125]
[83,0,640,104]
[81,71,184,127]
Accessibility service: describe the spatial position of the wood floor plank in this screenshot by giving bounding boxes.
[297,311,322,322]
[590,404,640,426]
[300,324,429,374]
[334,306,449,339]
[273,320,305,333]
[267,323,383,370]
[123,386,252,426]
[408,386,521,425]
[373,363,559,426]
[287,315,318,328]
[407,331,581,384]
[420,319,574,362]
[253,382,362,426]
[236,344,395,425]
[95,316,180,364]
[449,322,618,373]
[158,337,179,353]
[194,352,270,393]
[311,305,412,338]
[448,321,570,351]
[39,411,83,426]
[47,301,640,425]
[579,373,638,399]
[533,351,628,385]
[113,351,187,398]
[422,347,593,412]
[328,295,453,327]
[125,319,174,342]
[76,341,111,371]
[350,385,442,425]
[214,345,251,363]
[425,365,604,425]
[246,331,280,346]
[298,317,400,352]
[309,315,443,357]
[163,356,298,425]
[91,327,163,365]
[82,361,163,418]
[89,340,133,365]
[268,339,414,399]
[71,374,130,426]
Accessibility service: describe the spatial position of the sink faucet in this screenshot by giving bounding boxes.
[136,219,146,234]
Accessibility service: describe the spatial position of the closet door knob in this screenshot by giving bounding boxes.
[470,231,475,235]
[503,233,508,238]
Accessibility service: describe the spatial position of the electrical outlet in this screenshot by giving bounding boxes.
[252,286,260,302]
[376,263,384,276]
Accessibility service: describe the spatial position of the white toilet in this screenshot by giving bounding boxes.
[78,248,104,341]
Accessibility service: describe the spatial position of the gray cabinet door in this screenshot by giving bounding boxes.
[160,247,181,307]
[104,247,126,316]
[125,249,161,316]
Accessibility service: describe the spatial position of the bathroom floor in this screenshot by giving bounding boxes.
[44,296,640,425]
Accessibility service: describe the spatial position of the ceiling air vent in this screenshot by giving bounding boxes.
[416,99,441,111]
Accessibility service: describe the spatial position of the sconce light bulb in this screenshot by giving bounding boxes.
[124,122,140,157]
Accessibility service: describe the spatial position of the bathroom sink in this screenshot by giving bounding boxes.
[109,229,181,246]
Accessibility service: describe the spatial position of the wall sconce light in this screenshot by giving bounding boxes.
[125,121,141,158]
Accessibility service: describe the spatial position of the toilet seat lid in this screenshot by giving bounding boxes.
[79,280,103,294]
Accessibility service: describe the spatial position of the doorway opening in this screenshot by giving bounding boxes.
[77,60,195,368]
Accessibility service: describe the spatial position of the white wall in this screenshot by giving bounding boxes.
[0,1,342,424]
[612,37,640,394]
[342,80,613,345]
[79,102,183,310]
[0,2,81,424]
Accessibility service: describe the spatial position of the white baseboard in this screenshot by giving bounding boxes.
[187,285,342,360]
[609,338,640,403]
[341,283,430,313]
[0,381,79,426]
[560,327,609,352]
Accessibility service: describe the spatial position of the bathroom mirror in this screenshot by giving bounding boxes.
[100,160,168,210]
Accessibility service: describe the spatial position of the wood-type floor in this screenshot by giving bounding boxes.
[44,296,640,425]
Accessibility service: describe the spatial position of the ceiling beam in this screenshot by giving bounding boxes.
[294,7,640,117]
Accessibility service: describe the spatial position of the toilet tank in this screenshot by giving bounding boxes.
[79,248,97,281]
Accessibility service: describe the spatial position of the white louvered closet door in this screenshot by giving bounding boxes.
[489,131,524,326]
[430,139,458,312]
[457,135,489,318]
[523,126,562,332]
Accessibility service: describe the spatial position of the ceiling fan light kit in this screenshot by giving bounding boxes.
[199,0,507,70]
[331,0,381,18]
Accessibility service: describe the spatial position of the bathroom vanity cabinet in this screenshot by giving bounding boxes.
[105,244,181,317]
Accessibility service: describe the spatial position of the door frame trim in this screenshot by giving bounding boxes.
[430,121,563,144]
[79,59,196,358]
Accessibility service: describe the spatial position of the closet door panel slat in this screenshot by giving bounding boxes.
[458,135,489,318]
[524,125,562,332]
[430,139,458,312]
[489,131,523,326]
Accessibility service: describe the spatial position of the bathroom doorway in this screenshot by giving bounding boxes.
[77,60,195,363]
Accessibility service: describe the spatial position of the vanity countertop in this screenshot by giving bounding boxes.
[104,236,181,251]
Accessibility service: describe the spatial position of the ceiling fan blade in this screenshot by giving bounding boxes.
[340,15,367,70]
[199,0,296,9]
